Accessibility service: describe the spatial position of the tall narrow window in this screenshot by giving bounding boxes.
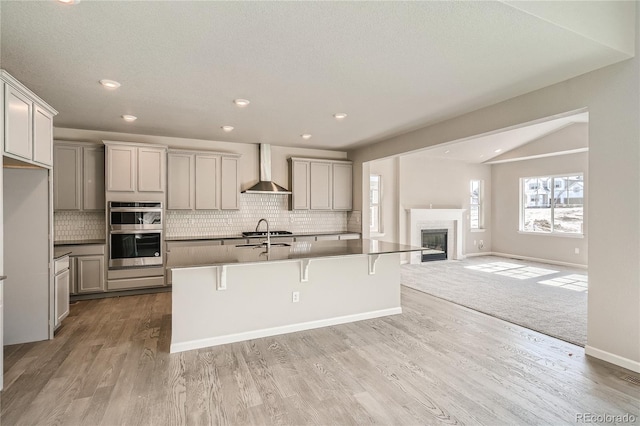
[470,179,482,229]
[521,174,583,234]
[370,175,381,233]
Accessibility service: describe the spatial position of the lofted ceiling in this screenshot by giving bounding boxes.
[0,1,634,150]
[413,111,589,164]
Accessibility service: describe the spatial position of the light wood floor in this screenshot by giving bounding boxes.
[2,287,639,425]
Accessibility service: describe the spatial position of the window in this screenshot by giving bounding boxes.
[370,175,381,233]
[470,179,483,229]
[521,174,584,234]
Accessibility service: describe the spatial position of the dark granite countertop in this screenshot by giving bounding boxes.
[54,239,106,246]
[167,239,421,269]
[165,231,360,242]
[53,250,72,260]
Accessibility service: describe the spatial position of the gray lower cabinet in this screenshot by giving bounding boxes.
[76,255,105,293]
[54,256,70,328]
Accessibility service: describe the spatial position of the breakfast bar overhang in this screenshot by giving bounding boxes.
[169,239,423,353]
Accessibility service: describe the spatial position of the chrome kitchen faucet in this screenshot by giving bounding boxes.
[256,218,271,250]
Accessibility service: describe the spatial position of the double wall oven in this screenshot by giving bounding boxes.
[109,202,163,268]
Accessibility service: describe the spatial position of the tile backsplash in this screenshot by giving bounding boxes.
[54,193,348,241]
[54,211,106,242]
[166,193,347,238]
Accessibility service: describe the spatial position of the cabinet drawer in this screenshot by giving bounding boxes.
[54,256,70,274]
[107,276,165,291]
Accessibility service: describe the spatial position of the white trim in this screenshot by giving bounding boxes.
[170,307,402,353]
[470,229,486,233]
[464,252,493,258]
[517,231,584,239]
[490,251,587,269]
[585,345,640,373]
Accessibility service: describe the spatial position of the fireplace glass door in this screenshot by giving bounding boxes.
[421,229,448,261]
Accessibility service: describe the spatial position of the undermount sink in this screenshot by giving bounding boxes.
[235,243,291,248]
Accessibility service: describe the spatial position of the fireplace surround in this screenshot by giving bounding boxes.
[407,208,466,264]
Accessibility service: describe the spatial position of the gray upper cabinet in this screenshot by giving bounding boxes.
[290,159,310,210]
[105,141,166,195]
[167,152,194,209]
[53,144,82,210]
[220,156,239,210]
[106,145,136,192]
[167,149,240,211]
[138,147,166,192]
[83,146,105,210]
[33,106,53,166]
[4,85,32,160]
[289,157,353,211]
[310,162,332,210]
[1,70,57,167]
[53,142,105,211]
[332,163,353,211]
[195,154,218,210]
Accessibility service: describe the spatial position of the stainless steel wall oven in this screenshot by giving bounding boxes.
[108,202,163,268]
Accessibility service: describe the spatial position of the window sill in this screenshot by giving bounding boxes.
[517,231,584,239]
[470,229,486,233]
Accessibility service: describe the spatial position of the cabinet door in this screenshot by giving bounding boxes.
[107,145,136,192]
[195,154,219,210]
[221,157,239,210]
[310,162,332,210]
[332,163,353,211]
[4,85,33,160]
[291,160,310,210]
[69,257,77,295]
[55,269,70,326]
[53,145,82,210]
[33,106,53,166]
[138,147,166,192]
[167,153,194,210]
[77,255,105,293]
[83,146,105,210]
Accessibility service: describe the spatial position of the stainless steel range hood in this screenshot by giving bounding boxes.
[242,143,291,194]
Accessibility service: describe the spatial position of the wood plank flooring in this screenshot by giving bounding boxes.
[2,287,639,425]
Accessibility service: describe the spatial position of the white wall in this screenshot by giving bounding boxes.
[491,151,588,266]
[398,154,492,255]
[348,5,639,371]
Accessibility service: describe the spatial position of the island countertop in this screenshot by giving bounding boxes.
[167,239,423,269]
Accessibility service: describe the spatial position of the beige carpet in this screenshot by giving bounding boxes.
[400,255,587,346]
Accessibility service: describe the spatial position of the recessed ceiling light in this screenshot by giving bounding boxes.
[301,134,312,140]
[234,99,250,107]
[122,115,137,122]
[333,113,347,120]
[444,150,450,154]
[57,0,80,4]
[99,79,121,89]
[494,148,502,153]
[222,126,234,132]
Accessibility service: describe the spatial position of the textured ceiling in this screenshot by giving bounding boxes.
[0,1,634,150]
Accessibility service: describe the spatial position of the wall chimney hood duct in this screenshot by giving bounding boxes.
[242,144,291,194]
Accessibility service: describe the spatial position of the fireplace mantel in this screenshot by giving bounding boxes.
[406,209,466,264]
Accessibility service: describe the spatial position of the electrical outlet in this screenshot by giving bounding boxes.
[575,248,580,254]
[478,240,484,250]
[292,291,300,303]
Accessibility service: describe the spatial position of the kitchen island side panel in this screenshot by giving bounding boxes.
[171,253,400,352]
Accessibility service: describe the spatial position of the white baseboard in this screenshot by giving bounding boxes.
[170,307,403,353]
[464,252,494,258]
[490,252,587,269]
[585,345,640,373]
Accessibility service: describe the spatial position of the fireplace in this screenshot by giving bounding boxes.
[421,229,448,261]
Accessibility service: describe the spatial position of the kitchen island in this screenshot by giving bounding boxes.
[169,239,423,353]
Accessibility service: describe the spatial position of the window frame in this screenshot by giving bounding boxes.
[469,179,484,231]
[369,174,382,234]
[519,172,584,237]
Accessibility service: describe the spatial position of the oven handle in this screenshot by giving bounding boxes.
[109,207,163,213]
[109,230,163,235]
